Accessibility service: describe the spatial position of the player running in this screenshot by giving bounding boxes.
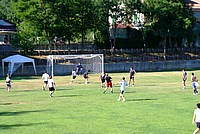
[117,77,127,102]
[70,69,77,83]
[191,73,198,95]
[48,76,56,97]
[83,70,90,84]
[42,71,49,91]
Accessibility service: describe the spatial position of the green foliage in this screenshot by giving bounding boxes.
[1,0,197,49]
[143,0,196,47]
[12,21,39,54]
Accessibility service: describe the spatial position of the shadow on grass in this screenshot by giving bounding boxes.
[0,103,14,105]
[14,90,38,93]
[128,98,157,102]
[125,91,136,94]
[0,122,46,129]
[136,84,157,87]
[0,109,49,116]
[11,76,40,80]
[57,94,83,98]
[56,88,76,91]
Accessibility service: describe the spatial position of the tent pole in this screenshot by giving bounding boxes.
[32,61,37,75]
[22,64,24,75]
[10,63,14,76]
[2,61,4,76]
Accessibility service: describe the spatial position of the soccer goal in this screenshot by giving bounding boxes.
[46,54,104,76]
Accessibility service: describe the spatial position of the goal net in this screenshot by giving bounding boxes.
[46,54,104,76]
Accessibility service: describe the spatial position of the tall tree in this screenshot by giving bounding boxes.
[73,0,96,47]
[55,0,77,52]
[143,0,196,48]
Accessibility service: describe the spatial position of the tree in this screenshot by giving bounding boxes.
[72,0,96,47]
[12,21,39,54]
[143,0,196,48]
[12,0,66,50]
[55,0,77,53]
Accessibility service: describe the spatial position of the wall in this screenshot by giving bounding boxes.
[1,60,200,76]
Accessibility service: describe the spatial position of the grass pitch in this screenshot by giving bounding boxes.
[0,70,200,134]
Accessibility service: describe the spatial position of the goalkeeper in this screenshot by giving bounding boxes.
[76,63,83,75]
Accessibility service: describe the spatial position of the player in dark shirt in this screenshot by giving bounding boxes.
[182,69,187,90]
[100,72,106,88]
[83,70,90,84]
[129,67,136,86]
[103,74,113,93]
[76,63,83,75]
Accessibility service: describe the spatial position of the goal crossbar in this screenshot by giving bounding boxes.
[47,54,104,76]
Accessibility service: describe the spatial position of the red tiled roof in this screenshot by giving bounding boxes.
[187,0,200,10]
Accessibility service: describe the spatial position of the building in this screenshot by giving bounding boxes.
[0,18,17,45]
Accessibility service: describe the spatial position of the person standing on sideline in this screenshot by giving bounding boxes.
[117,77,127,102]
[83,70,90,84]
[42,71,49,91]
[100,72,106,88]
[192,103,200,134]
[191,73,198,95]
[129,67,136,86]
[48,76,56,97]
[6,73,12,92]
[182,69,187,90]
[70,69,77,83]
[103,74,113,93]
[76,63,83,75]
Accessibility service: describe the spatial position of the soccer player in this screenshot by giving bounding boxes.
[6,73,12,92]
[76,63,83,75]
[191,73,198,95]
[182,69,187,90]
[83,70,90,84]
[48,76,56,97]
[192,103,200,134]
[70,69,77,83]
[103,74,113,93]
[117,77,127,102]
[42,71,49,91]
[129,67,136,86]
[100,72,106,88]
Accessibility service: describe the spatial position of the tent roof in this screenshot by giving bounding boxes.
[2,54,34,63]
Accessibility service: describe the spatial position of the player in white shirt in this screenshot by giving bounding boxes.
[70,69,77,83]
[6,73,12,92]
[48,76,56,97]
[42,71,49,91]
[117,77,127,102]
[192,103,200,134]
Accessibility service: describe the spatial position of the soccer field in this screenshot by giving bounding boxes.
[0,70,199,134]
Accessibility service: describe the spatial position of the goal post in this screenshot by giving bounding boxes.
[46,54,104,76]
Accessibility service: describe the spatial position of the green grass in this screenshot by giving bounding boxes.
[0,71,199,134]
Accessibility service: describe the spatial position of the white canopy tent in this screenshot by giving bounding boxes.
[2,54,37,76]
